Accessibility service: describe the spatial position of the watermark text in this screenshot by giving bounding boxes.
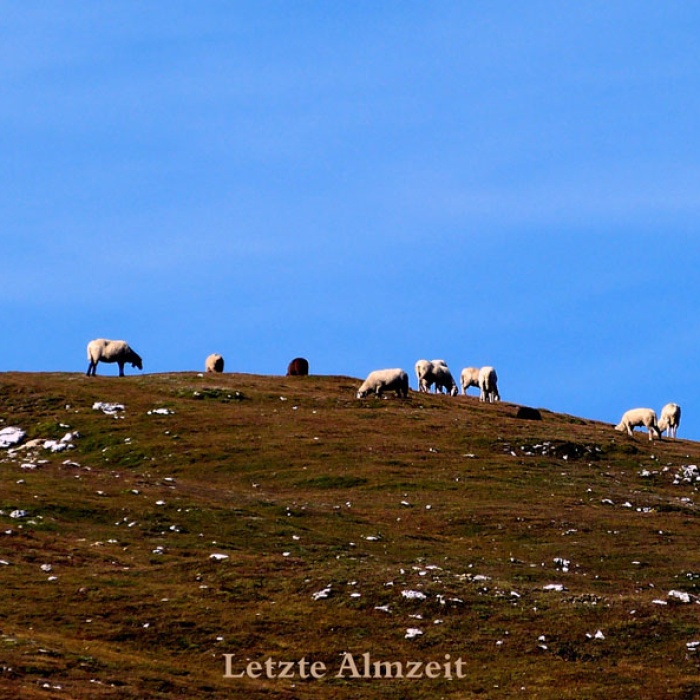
[223,652,467,680]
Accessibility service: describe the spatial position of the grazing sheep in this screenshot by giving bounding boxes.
[86,339,143,377]
[432,362,459,396]
[357,369,409,399]
[460,367,480,396]
[205,353,225,373]
[415,359,458,395]
[478,366,500,403]
[287,357,309,376]
[415,359,433,392]
[658,402,681,439]
[615,408,661,441]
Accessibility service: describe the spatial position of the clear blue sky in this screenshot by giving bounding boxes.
[3,3,700,439]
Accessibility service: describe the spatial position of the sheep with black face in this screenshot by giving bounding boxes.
[86,339,143,377]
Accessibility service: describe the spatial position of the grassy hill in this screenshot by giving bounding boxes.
[1,371,700,699]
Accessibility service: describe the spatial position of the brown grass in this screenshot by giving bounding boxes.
[1,371,700,698]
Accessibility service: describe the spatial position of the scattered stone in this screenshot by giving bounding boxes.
[92,402,125,416]
[312,586,332,601]
[0,427,25,449]
[668,590,693,604]
[515,406,542,420]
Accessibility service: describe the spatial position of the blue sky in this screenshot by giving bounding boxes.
[3,3,700,438]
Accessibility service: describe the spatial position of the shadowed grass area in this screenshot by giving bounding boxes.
[0,371,700,698]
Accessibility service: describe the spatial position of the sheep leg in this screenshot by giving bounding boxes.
[118,361,125,377]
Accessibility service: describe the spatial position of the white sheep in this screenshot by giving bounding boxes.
[357,369,409,399]
[615,407,661,441]
[205,353,225,373]
[414,359,458,395]
[431,362,459,396]
[478,366,500,403]
[460,367,480,396]
[658,402,681,439]
[86,339,143,377]
[415,359,433,392]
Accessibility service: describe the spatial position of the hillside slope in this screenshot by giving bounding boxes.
[1,372,700,699]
